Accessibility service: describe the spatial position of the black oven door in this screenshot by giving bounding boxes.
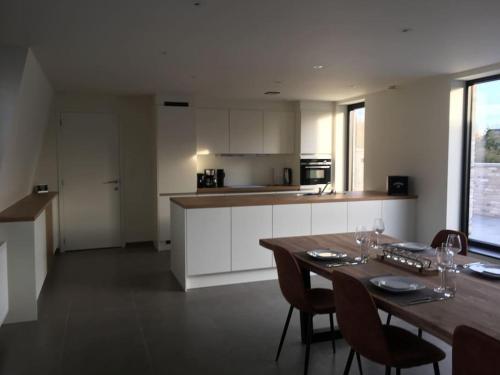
[300,165,331,185]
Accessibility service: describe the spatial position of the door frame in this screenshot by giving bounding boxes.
[57,111,124,251]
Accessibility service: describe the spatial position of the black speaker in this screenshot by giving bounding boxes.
[387,176,408,196]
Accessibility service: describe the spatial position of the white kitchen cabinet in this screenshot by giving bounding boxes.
[229,109,263,154]
[157,106,197,194]
[186,208,231,276]
[263,111,295,154]
[382,199,416,241]
[347,200,382,231]
[273,204,311,237]
[231,206,273,271]
[300,110,332,155]
[196,108,229,154]
[311,202,348,235]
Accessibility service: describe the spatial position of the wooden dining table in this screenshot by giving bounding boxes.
[259,232,500,345]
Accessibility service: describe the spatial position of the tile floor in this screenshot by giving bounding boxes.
[0,245,452,375]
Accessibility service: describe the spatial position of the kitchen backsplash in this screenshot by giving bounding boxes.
[197,154,299,186]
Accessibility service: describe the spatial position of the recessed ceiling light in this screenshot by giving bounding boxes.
[313,65,324,70]
[401,28,412,33]
[193,1,203,6]
[274,80,282,84]
[388,85,398,90]
[264,91,280,95]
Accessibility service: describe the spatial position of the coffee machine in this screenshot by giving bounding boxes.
[203,169,216,188]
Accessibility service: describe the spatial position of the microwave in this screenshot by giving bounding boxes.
[300,158,332,185]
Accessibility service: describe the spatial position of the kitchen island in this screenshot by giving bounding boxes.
[170,192,416,290]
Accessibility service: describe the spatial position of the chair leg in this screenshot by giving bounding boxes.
[418,328,423,338]
[396,369,401,375]
[386,313,392,325]
[329,313,336,354]
[385,366,391,375]
[343,348,355,375]
[304,314,313,375]
[355,352,363,375]
[433,362,440,375]
[275,305,293,361]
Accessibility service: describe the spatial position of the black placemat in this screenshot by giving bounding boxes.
[361,276,451,306]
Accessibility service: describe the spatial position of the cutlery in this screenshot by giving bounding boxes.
[407,296,449,305]
[460,262,482,269]
[325,261,359,268]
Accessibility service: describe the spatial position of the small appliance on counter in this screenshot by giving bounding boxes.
[203,169,217,188]
[283,168,292,185]
[216,169,225,187]
[387,176,409,195]
[34,184,49,194]
[197,173,205,188]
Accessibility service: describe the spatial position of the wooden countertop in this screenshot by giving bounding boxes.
[196,185,300,194]
[0,192,57,223]
[170,191,417,209]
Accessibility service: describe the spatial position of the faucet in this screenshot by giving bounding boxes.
[318,182,335,196]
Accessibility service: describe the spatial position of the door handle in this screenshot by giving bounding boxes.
[103,179,119,184]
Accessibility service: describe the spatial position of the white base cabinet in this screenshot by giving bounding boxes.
[186,208,231,276]
[347,200,383,232]
[312,202,348,235]
[0,242,8,326]
[171,198,416,290]
[231,206,273,271]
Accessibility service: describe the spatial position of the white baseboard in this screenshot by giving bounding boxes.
[185,268,278,290]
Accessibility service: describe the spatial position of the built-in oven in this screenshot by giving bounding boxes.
[300,158,332,185]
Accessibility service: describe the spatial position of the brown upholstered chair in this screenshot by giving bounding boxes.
[273,247,336,375]
[331,270,445,375]
[431,229,468,255]
[453,325,500,375]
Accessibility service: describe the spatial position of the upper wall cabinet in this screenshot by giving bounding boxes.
[195,108,229,154]
[229,110,264,154]
[263,111,295,154]
[300,110,332,155]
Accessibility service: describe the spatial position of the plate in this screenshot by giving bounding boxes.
[468,264,500,279]
[388,242,431,252]
[370,276,426,293]
[306,249,347,260]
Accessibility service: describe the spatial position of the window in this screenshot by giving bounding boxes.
[463,75,500,252]
[346,103,365,191]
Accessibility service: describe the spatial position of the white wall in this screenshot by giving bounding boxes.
[34,93,155,243]
[0,47,53,212]
[362,76,457,242]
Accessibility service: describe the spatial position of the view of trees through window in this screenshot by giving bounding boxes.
[468,78,500,247]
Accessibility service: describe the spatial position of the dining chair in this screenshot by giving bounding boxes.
[453,325,500,375]
[273,246,337,375]
[331,270,445,375]
[431,229,468,255]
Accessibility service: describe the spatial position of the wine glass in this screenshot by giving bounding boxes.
[434,244,454,294]
[355,226,368,263]
[373,218,385,249]
[446,234,462,256]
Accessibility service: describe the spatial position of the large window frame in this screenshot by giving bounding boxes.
[346,102,365,191]
[461,73,500,254]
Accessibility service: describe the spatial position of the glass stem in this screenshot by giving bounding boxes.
[440,268,447,290]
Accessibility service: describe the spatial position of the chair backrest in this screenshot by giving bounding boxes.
[453,325,500,375]
[272,247,311,311]
[331,271,389,363]
[431,229,468,256]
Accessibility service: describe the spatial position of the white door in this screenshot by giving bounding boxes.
[59,113,121,251]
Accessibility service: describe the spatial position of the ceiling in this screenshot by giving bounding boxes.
[2,0,500,101]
